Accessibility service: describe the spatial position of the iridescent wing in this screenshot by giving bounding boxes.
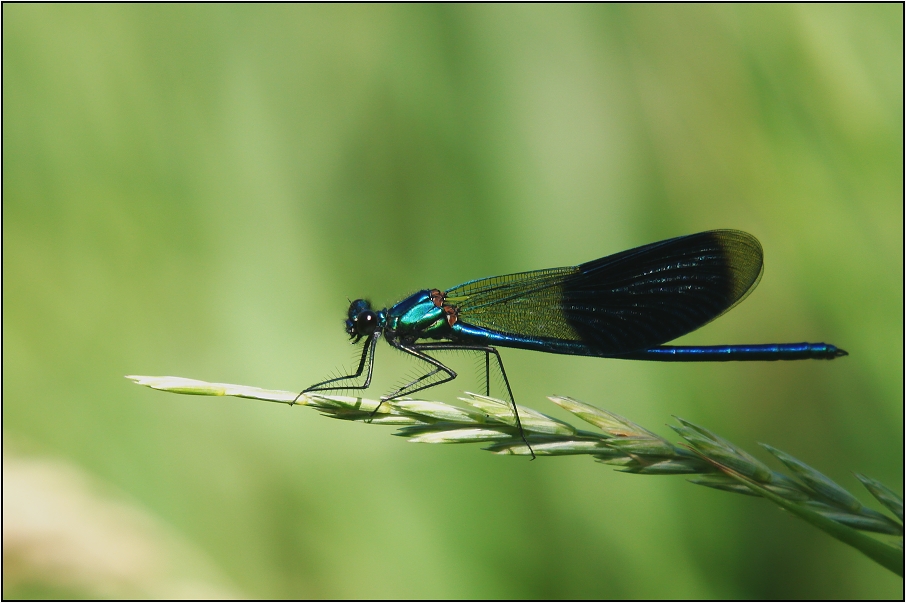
[445,230,763,355]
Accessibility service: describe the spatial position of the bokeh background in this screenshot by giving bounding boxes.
[3,4,902,599]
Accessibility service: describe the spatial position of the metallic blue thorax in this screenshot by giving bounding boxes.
[386,289,452,340]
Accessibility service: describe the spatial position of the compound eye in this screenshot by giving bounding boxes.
[356,310,378,336]
[348,299,371,320]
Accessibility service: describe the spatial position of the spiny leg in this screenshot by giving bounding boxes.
[368,341,458,419]
[485,351,491,397]
[401,343,534,460]
[294,332,380,405]
[384,367,445,400]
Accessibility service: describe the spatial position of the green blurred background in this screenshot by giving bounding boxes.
[3,4,902,599]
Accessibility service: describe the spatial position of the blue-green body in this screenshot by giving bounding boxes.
[379,288,843,361]
[384,290,449,340]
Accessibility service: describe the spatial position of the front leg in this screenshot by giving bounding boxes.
[294,332,381,405]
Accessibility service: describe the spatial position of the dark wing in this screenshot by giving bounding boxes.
[445,230,763,355]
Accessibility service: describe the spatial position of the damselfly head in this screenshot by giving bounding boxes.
[346,299,378,341]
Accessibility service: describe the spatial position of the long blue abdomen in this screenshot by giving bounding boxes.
[620,343,846,361]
